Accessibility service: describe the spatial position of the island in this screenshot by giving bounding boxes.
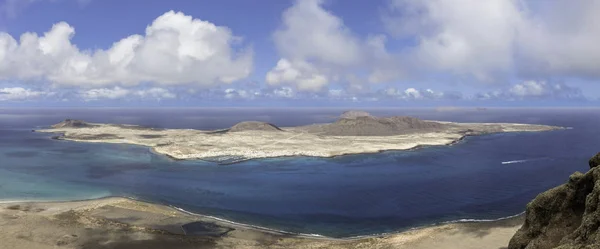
[37,111,561,163]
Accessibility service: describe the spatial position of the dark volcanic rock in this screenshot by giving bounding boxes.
[312,115,448,136]
[228,121,282,132]
[339,110,373,119]
[589,152,600,169]
[70,134,123,140]
[51,119,95,129]
[508,153,600,249]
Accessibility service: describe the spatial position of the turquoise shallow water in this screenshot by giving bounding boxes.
[0,108,597,237]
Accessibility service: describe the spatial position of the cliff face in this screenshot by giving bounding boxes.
[509,153,600,249]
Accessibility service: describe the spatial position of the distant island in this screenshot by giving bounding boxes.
[37,111,562,163]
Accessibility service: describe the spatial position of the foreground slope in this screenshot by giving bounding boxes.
[0,197,523,249]
[509,153,600,249]
[38,111,560,162]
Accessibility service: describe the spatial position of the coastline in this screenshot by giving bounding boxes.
[0,196,523,249]
[0,194,524,240]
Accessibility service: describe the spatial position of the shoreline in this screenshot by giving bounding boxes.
[0,196,524,248]
[0,195,524,240]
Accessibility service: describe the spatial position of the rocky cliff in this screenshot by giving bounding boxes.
[508,152,600,249]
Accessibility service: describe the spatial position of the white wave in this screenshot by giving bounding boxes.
[346,212,526,240]
[171,206,327,238]
[441,212,525,224]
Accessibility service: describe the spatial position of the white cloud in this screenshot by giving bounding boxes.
[404,88,422,99]
[508,81,582,99]
[384,0,600,82]
[509,81,546,97]
[0,11,252,88]
[79,87,130,101]
[272,87,294,98]
[380,87,458,101]
[223,88,261,100]
[273,0,361,66]
[267,0,532,91]
[477,80,583,100]
[266,59,328,91]
[79,86,176,101]
[0,87,50,101]
[384,0,522,82]
[134,87,176,99]
[517,1,600,79]
[266,0,367,92]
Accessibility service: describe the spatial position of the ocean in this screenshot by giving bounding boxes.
[0,107,596,237]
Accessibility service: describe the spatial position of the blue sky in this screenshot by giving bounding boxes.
[0,0,599,107]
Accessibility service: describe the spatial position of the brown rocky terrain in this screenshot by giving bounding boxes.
[51,119,96,129]
[298,111,450,136]
[228,121,282,133]
[508,152,600,249]
[339,110,373,119]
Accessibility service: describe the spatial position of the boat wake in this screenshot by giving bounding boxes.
[501,157,548,165]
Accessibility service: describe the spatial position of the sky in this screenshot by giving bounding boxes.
[0,0,599,107]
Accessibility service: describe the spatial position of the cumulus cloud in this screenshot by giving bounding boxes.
[266,0,371,92]
[273,0,361,66]
[268,0,600,93]
[223,88,261,100]
[385,0,521,82]
[271,87,294,98]
[79,87,176,101]
[380,87,460,100]
[516,1,600,79]
[508,81,583,99]
[266,59,328,91]
[134,87,176,100]
[476,81,583,100]
[0,11,252,88]
[0,87,51,101]
[384,0,600,82]
[265,0,600,93]
[267,0,532,91]
[79,87,130,101]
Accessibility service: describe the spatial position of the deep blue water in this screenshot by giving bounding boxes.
[0,108,597,237]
